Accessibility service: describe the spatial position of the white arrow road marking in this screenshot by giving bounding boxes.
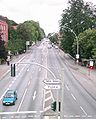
[33,91,37,101]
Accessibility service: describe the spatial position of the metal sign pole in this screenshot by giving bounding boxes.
[60,69,64,119]
[56,90,59,119]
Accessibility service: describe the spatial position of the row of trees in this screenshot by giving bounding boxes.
[0,18,45,63]
[7,20,45,55]
[49,0,96,61]
[59,0,96,60]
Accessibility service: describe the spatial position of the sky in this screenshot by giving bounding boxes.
[0,0,96,35]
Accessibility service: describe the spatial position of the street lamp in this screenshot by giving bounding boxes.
[61,24,79,63]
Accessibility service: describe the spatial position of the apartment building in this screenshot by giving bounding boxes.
[0,15,8,46]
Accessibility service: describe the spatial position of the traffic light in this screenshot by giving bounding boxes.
[11,64,16,77]
[51,101,56,111]
[59,101,61,112]
[51,101,61,112]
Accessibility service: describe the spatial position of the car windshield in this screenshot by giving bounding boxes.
[4,94,14,98]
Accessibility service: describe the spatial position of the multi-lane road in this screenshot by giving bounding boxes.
[0,38,96,119]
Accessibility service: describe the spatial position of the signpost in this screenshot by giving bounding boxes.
[43,79,61,119]
[43,79,61,90]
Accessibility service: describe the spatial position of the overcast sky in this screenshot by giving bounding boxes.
[0,0,96,35]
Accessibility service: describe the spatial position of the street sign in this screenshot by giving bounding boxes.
[43,79,61,84]
[44,85,60,89]
[76,54,79,59]
[90,60,93,66]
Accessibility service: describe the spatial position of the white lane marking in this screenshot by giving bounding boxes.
[9,84,12,88]
[28,81,30,86]
[12,80,15,84]
[17,88,28,112]
[0,88,9,101]
[75,115,80,118]
[69,115,74,118]
[80,106,87,115]
[71,93,76,101]
[39,68,41,72]
[1,116,6,119]
[28,115,34,118]
[88,115,92,118]
[59,74,62,78]
[44,105,51,112]
[65,85,70,91]
[27,68,29,72]
[33,91,37,101]
[45,96,52,102]
[14,78,17,81]
[0,111,43,114]
[15,115,19,118]
[22,115,27,118]
[45,90,51,94]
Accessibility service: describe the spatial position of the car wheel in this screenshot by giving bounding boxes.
[13,102,15,105]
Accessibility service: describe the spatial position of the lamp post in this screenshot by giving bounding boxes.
[61,25,79,63]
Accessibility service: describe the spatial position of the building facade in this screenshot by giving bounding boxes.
[0,16,8,46]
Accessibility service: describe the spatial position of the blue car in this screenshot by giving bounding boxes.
[2,90,17,106]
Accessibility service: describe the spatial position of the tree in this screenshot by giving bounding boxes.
[17,20,45,45]
[48,33,58,44]
[59,0,96,56]
[72,28,96,59]
[6,18,45,55]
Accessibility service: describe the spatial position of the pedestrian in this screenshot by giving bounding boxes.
[6,56,10,66]
[7,60,9,66]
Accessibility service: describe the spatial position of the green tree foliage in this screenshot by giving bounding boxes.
[73,28,96,59]
[48,33,58,44]
[17,20,45,44]
[60,0,96,56]
[7,19,45,54]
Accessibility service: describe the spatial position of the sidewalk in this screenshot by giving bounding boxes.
[0,54,26,80]
[60,50,96,99]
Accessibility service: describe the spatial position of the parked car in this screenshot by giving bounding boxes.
[2,90,17,106]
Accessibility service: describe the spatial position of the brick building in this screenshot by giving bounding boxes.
[0,16,8,46]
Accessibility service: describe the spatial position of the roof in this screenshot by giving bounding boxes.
[0,15,7,22]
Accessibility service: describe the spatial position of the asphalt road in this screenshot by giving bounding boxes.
[0,39,96,119]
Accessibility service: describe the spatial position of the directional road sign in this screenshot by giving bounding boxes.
[44,85,60,89]
[43,79,61,84]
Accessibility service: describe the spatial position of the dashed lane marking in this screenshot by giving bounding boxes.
[17,88,28,112]
[80,106,87,115]
[27,68,29,72]
[33,91,37,101]
[28,81,30,86]
[71,93,76,101]
[65,85,70,91]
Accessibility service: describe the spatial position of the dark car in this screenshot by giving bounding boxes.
[2,90,17,106]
